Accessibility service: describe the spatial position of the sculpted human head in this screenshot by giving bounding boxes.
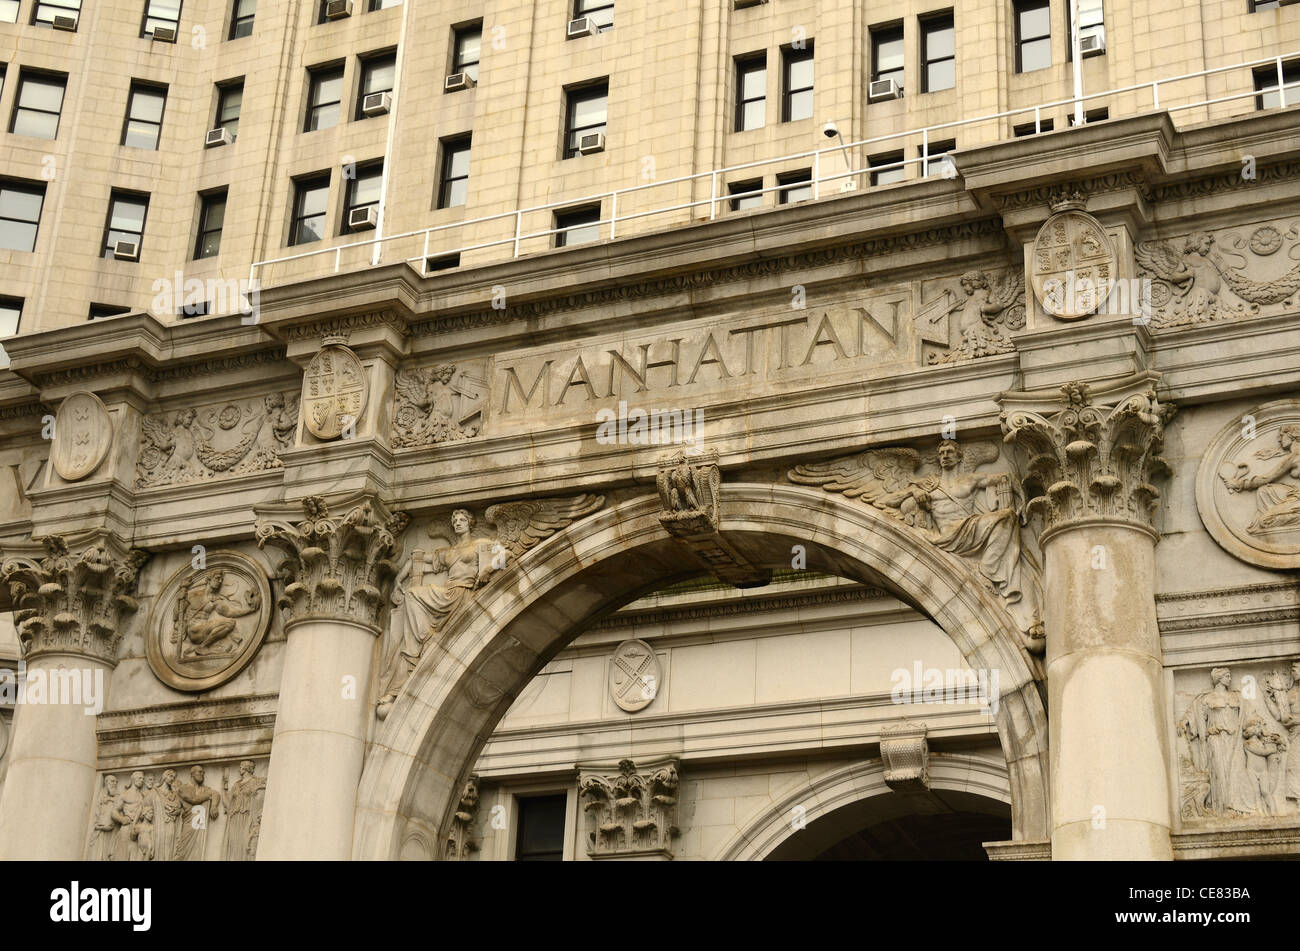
[104,775,119,794]
[937,440,962,470]
[450,508,474,536]
[1211,667,1231,688]
[162,769,177,786]
[239,760,254,777]
[191,765,205,784]
[1279,424,1300,450]
[131,771,145,788]
[959,270,988,297]
[206,570,224,593]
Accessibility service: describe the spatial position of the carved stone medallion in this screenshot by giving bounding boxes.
[609,638,661,713]
[1197,400,1300,570]
[52,391,113,481]
[145,551,272,691]
[1030,197,1117,320]
[302,341,368,440]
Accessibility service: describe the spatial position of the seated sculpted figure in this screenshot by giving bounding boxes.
[1223,424,1300,534]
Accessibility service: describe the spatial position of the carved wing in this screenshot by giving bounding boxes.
[485,494,605,557]
[987,269,1026,330]
[958,441,1002,472]
[789,449,921,505]
[394,368,427,408]
[1134,241,1191,284]
[138,415,173,474]
[655,466,670,509]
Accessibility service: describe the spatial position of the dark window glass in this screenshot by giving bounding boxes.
[357,52,395,118]
[230,0,254,38]
[89,304,131,320]
[0,181,45,252]
[0,296,20,369]
[871,25,904,86]
[369,0,401,9]
[729,178,763,211]
[1015,0,1051,73]
[343,163,382,232]
[438,136,471,209]
[291,174,329,244]
[922,13,955,92]
[33,0,81,28]
[123,83,167,149]
[426,253,460,271]
[1254,61,1300,110]
[778,169,811,204]
[563,81,607,158]
[554,205,601,247]
[1068,107,1109,125]
[574,0,613,31]
[142,0,182,35]
[195,190,227,258]
[306,65,344,131]
[1013,117,1054,136]
[217,80,243,134]
[103,191,149,257]
[869,151,905,185]
[735,54,766,132]
[10,72,67,139]
[515,795,566,861]
[781,44,813,122]
[452,23,482,82]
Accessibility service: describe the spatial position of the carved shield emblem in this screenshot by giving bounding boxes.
[52,391,114,482]
[609,638,662,713]
[1030,208,1116,320]
[302,342,368,440]
[145,551,272,691]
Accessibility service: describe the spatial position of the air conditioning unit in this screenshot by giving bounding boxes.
[361,91,392,116]
[577,131,605,154]
[325,0,353,20]
[567,16,598,38]
[151,25,177,42]
[348,206,378,230]
[205,127,235,147]
[112,240,140,261]
[868,78,903,102]
[444,72,475,92]
[1079,33,1105,56]
[52,13,78,31]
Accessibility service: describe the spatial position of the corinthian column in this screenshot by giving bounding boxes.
[0,536,148,859]
[999,371,1175,860]
[253,495,408,860]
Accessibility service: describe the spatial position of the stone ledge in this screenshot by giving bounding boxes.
[95,693,278,770]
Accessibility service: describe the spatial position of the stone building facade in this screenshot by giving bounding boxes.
[1,0,1300,860]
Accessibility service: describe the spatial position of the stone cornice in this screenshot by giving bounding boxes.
[589,583,890,631]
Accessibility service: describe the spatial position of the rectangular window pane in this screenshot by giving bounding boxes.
[870,153,906,185]
[1021,37,1051,72]
[455,27,481,78]
[362,57,395,95]
[926,22,954,59]
[0,0,19,22]
[2,187,45,224]
[926,58,954,92]
[20,76,65,113]
[874,30,904,79]
[741,99,765,131]
[110,200,147,233]
[778,172,811,203]
[0,300,20,337]
[515,795,566,861]
[729,179,762,211]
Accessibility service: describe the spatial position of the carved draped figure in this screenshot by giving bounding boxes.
[223,773,267,861]
[153,779,182,861]
[88,786,121,861]
[1180,684,1257,815]
[174,780,220,860]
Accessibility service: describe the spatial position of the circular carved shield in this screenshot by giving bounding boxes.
[145,551,272,692]
[609,638,662,713]
[1030,209,1117,320]
[302,343,368,440]
[52,391,113,481]
[1196,400,1300,570]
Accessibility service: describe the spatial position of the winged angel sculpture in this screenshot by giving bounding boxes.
[927,269,1025,365]
[376,494,604,718]
[790,439,1045,653]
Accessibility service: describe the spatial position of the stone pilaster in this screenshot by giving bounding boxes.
[999,371,1176,860]
[0,534,148,860]
[253,494,409,859]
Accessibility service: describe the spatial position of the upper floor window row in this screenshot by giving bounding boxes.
[32,0,81,29]
[866,13,955,98]
[304,52,394,132]
[9,70,66,140]
[141,0,181,38]
[317,0,401,24]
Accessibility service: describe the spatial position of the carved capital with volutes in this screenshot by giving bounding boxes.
[1,534,149,666]
[578,757,681,860]
[253,494,410,634]
[998,371,1176,541]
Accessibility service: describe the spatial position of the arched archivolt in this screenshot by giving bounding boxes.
[351,484,1050,860]
[715,754,1011,861]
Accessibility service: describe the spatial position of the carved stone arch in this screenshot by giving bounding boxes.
[351,484,1050,860]
[715,754,1012,861]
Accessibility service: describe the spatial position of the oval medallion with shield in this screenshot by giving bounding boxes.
[302,342,368,440]
[145,551,272,692]
[609,638,662,713]
[52,391,114,481]
[1030,208,1117,320]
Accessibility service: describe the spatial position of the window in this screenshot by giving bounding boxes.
[1251,0,1280,9]
[123,82,167,149]
[1067,0,1104,59]
[342,162,382,233]
[563,80,607,158]
[1015,0,1051,73]
[869,151,905,185]
[921,13,955,92]
[0,0,18,22]
[554,204,601,247]
[356,51,395,119]
[89,304,131,320]
[141,0,181,36]
[1254,61,1300,110]
[0,181,46,252]
[305,64,344,131]
[10,71,66,140]
[194,189,227,258]
[778,169,811,204]
[729,178,763,211]
[1068,107,1109,125]
[871,25,904,88]
[216,80,243,135]
[514,795,566,861]
[178,299,209,318]
[229,0,254,38]
[33,0,81,28]
[369,0,401,9]
[921,139,955,176]
[103,191,149,258]
[781,44,813,122]
[426,253,460,271]
[1014,117,1054,135]
[451,22,481,82]
[290,174,329,244]
[0,297,20,369]
[735,54,766,132]
[437,135,471,209]
[574,0,613,32]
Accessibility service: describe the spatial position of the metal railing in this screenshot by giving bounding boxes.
[249,51,1299,290]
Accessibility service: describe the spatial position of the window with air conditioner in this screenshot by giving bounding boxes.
[122,82,168,149]
[141,0,182,38]
[0,181,45,252]
[554,205,601,247]
[229,0,254,39]
[305,64,344,131]
[319,0,352,23]
[290,173,330,245]
[194,189,227,259]
[870,24,904,95]
[1067,0,1104,60]
[563,80,607,159]
[571,0,613,34]
[342,162,382,233]
[215,79,243,138]
[921,12,955,92]
[357,52,395,119]
[437,135,471,209]
[33,0,81,29]
[781,43,814,122]
[0,297,21,370]
[450,21,482,85]
[735,53,766,132]
[1015,0,1051,73]
[103,191,150,259]
[10,71,67,140]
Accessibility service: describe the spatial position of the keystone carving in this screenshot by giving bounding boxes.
[926,269,1025,365]
[880,721,930,793]
[998,371,1175,540]
[579,758,680,859]
[253,495,411,635]
[1,535,149,665]
[376,494,605,718]
[445,775,481,860]
[656,448,770,588]
[392,364,487,447]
